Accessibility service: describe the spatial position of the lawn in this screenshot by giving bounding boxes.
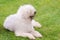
[0,0,60,40]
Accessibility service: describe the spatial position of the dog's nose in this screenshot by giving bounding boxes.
[34,11,36,15]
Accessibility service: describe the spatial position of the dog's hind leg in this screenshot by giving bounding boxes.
[15,32,35,39]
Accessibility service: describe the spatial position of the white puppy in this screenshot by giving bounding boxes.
[3,4,42,39]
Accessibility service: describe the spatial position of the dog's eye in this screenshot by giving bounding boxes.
[34,11,36,14]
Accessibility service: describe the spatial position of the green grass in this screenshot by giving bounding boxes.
[0,0,60,40]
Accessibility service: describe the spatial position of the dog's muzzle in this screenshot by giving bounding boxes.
[30,16,34,19]
[30,11,36,20]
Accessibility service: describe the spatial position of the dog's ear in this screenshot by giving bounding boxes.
[28,9,32,14]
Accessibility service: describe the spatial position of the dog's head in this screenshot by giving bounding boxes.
[17,4,36,20]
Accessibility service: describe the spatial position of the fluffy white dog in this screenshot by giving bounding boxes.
[3,4,42,39]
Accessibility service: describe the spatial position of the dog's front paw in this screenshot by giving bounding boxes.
[35,33,42,38]
[31,31,42,38]
[35,22,42,28]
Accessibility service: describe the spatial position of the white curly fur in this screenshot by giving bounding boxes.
[3,4,42,39]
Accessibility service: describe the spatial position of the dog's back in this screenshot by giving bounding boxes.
[3,14,17,31]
